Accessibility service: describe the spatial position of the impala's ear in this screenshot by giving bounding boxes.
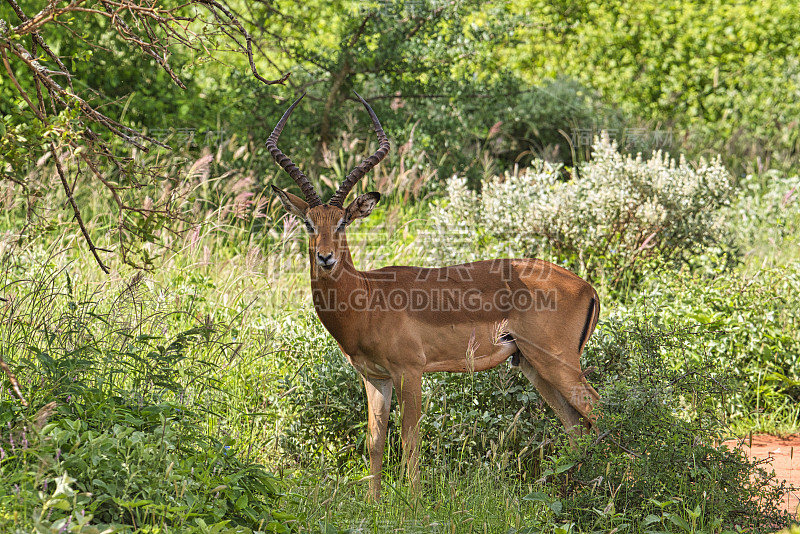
[343,192,381,225]
[271,185,308,219]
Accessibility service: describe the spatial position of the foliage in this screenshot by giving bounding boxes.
[0,132,288,272]
[249,0,523,159]
[274,309,361,467]
[625,264,800,429]
[528,317,793,531]
[427,137,733,287]
[0,0,287,271]
[503,0,800,173]
[0,263,295,533]
[492,78,628,169]
[5,0,800,274]
[1,399,289,532]
[725,170,800,269]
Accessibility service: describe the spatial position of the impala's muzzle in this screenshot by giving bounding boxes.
[317,252,336,270]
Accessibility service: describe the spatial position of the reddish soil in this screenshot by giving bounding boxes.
[725,434,800,519]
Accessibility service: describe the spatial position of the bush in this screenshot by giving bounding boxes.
[725,170,800,267]
[521,317,793,532]
[427,77,628,182]
[275,309,364,468]
[627,264,800,426]
[427,137,733,287]
[0,266,294,533]
[493,78,627,169]
[505,0,800,173]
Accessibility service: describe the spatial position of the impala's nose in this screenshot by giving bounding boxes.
[317,252,336,269]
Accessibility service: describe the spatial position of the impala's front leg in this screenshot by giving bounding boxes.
[395,371,423,494]
[363,375,392,501]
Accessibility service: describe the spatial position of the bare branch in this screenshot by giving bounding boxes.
[195,0,290,85]
[1,0,294,270]
[51,143,110,273]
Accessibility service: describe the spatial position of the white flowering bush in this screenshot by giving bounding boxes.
[426,176,483,265]
[428,136,733,283]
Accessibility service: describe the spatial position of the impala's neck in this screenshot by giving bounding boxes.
[309,241,367,346]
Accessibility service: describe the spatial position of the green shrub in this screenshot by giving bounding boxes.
[523,317,793,531]
[274,309,364,468]
[493,78,628,169]
[0,266,294,533]
[505,0,800,173]
[725,170,800,268]
[1,397,288,532]
[412,77,627,184]
[627,264,800,427]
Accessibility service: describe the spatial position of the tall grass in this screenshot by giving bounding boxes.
[0,252,293,531]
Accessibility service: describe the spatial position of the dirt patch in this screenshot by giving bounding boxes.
[725,434,799,519]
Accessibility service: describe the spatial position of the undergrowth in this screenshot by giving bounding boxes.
[0,262,294,533]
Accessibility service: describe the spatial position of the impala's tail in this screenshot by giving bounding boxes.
[578,292,600,355]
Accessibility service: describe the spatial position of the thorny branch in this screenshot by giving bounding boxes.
[0,0,289,271]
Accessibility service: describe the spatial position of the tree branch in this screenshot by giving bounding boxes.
[51,143,110,274]
[195,0,290,85]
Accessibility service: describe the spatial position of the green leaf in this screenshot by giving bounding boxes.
[643,514,661,525]
[523,491,550,503]
[49,497,73,511]
[667,514,692,532]
[554,462,576,475]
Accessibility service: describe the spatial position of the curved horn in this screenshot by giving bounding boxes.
[328,92,390,208]
[266,94,322,207]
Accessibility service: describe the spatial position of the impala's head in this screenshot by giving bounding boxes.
[268,93,389,279]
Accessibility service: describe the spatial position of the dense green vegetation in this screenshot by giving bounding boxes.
[2,0,800,532]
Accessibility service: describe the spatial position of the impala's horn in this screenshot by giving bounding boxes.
[328,92,390,208]
[266,94,322,207]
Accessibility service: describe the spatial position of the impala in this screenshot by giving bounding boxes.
[268,93,600,500]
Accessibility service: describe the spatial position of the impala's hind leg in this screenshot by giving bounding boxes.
[515,343,598,439]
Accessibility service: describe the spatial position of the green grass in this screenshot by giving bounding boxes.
[281,466,539,533]
[0,254,298,530]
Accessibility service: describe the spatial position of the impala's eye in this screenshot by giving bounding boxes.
[304,221,316,234]
[335,219,347,233]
